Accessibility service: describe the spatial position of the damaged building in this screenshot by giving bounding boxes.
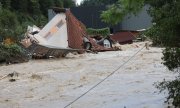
[48,5,152,45]
[21,8,114,58]
[21,4,152,58]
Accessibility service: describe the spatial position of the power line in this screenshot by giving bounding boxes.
[64,45,145,108]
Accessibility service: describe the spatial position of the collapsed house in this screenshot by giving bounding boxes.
[21,8,113,58]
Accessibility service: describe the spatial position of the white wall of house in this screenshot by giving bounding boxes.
[34,13,69,48]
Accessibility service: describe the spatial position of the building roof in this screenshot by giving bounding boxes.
[110,31,136,44]
[65,9,86,50]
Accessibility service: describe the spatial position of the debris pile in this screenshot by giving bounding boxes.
[20,7,148,61]
[0,71,19,82]
[21,8,117,58]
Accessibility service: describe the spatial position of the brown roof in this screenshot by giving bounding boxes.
[66,10,86,50]
[65,9,113,52]
[130,31,140,37]
[110,31,136,44]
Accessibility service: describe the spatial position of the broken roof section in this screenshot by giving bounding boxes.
[21,8,116,58]
[110,31,136,44]
[30,8,69,49]
[41,9,69,49]
[52,7,87,50]
[25,8,86,50]
[66,9,86,50]
[20,8,87,57]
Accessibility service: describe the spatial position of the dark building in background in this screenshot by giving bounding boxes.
[120,5,152,31]
[48,5,152,33]
[71,6,110,29]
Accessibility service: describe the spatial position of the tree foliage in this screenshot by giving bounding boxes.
[80,0,118,7]
[0,9,23,40]
[63,0,75,8]
[0,0,76,41]
[87,28,110,37]
[162,48,180,71]
[101,0,144,25]
[147,0,180,47]
[146,0,180,74]
[0,44,27,63]
[0,0,76,63]
[156,77,180,108]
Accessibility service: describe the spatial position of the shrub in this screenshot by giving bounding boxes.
[0,44,28,63]
[87,27,110,37]
[156,76,180,108]
[162,48,180,71]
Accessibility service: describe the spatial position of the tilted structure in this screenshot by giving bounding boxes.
[21,8,87,57]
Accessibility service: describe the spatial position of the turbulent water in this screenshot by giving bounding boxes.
[0,42,177,108]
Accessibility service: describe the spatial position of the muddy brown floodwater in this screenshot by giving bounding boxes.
[0,42,177,108]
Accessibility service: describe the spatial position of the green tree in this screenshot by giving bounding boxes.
[101,0,144,25]
[80,0,118,6]
[0,0,11,9]
[63,0,75,8]
[0,9,23,41]
[54,0,63,7]
[11,0,28,13]
[0,2,2,10]
[39,0,55,16]
[28,0,41,16]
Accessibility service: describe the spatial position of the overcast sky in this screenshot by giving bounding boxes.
[76,0,83,5]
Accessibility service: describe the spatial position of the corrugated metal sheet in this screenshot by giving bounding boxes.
[130,31,140,37]
[66,10,86,50]
[110,32,136,44]
[65,9,113,52]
